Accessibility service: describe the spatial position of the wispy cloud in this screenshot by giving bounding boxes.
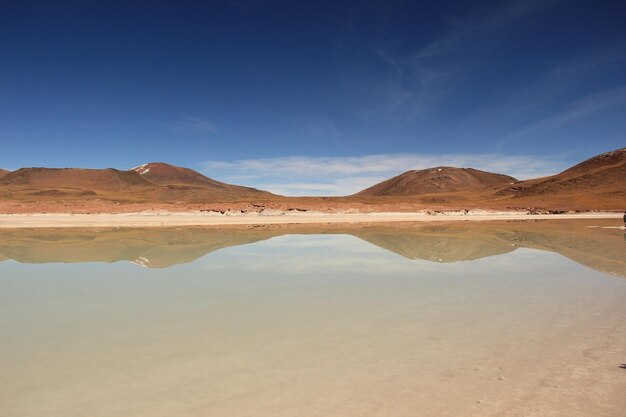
[301,116,343,140]
[454,45,626,150]
[548,46,626,78]
[181,115,218,132]
[368,0,562,121]
[201,153,566,196]
[171,115,218,133]
[504,85,626,140]
[415,0,561,59]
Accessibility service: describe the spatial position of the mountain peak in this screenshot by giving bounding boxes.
[356,166,517,197]
[128,162,221,187]
[558,147,626,177]
[497,146,626,199]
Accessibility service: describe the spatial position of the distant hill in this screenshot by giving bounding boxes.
[355,167,517,197]
[131,162,230,187]
[1,148,624,211]
[350,147,625,210]
[0,163,275,202]
[497,147,626,199]
[1,167,151,189]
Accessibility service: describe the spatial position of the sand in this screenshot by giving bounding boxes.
[0,210,621,228]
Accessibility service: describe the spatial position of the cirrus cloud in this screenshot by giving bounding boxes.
[200,153,567,196]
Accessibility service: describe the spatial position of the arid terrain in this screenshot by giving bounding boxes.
[0,148,624,214]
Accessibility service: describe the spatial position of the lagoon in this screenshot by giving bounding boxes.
[1,220,625,416]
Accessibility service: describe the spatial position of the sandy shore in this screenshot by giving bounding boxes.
[0,210,621,228]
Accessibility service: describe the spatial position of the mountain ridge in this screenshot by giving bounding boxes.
[0,148,624,210]
[0,163,275,202]
[496,147,626,199]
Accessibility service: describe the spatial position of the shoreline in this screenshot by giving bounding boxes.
[0,211,621,229]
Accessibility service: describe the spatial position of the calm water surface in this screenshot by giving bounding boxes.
[1,220,626,417]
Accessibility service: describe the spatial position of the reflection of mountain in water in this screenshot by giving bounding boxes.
[350,226,517,262]
[351,222,626,278]
[0,220,624,277]
[491,226,626,280]
[0,228,280,268]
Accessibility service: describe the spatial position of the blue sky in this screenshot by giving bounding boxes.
[1,0,625,195]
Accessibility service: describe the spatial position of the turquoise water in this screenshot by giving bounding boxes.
[1,221,626,416]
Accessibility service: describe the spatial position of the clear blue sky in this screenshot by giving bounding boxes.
[1,0,625,195]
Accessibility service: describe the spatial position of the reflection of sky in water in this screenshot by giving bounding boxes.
[192,234,560,278]
[1,233,626,417]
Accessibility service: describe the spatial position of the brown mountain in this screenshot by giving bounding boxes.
[497,147,626,199]
[0,169,9,179]
[131,162,232,187]
[1,167,151,189]
[355,167,517,197]
[0,163,274,202]
[351,147,625,210]
[0,148,624,211]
